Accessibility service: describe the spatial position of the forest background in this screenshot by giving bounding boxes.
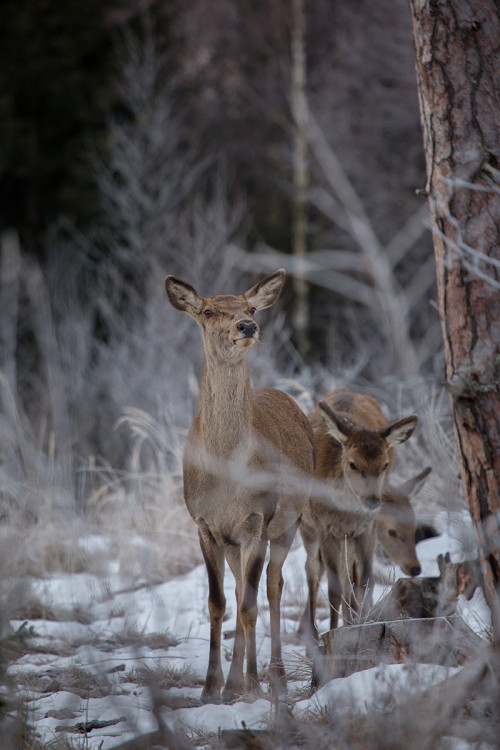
[0,0,442,472]
[4,0,500,746]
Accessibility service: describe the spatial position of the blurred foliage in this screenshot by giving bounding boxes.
[0,0,439,470]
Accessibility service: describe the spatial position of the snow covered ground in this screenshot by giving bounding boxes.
[9,511,491,748]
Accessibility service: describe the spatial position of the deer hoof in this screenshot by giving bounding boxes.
[201,677,223,704]
[200,691,222,705]
[221,678,245,703]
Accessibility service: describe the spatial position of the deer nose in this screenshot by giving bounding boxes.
[237,320,257,338]
[364,495,380,510]
[409,565,421,577]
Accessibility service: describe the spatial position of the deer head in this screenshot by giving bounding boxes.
[165,270,285,363]
[377,466,432,577]
[318,400,418,512]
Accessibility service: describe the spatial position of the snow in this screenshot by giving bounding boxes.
[10,512,492,749]
[166,698,273,735]
[295,663,461,716]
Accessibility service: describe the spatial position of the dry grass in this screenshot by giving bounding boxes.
[122,663,202,690]
[15,664,123,700]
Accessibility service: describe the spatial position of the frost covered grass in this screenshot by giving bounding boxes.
[1,347,494,748]
[0,236,495,748]
[1,508,494,749]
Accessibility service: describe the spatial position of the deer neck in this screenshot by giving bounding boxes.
[199,357,253,459]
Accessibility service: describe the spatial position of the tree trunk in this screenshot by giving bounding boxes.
[291,0,310,361]
[408,0,500,643]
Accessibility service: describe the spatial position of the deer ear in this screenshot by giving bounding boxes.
[318,401,353,443]
[400,466,432,498]
[381,415,418,447]
[244,269,286,310]
[165,276,203,317]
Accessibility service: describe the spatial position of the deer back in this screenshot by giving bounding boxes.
[252,387,315,537]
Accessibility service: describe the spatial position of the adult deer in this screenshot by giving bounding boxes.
[165,270,314,703]
[298,389,418,644]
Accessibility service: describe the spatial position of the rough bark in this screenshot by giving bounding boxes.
[408,0,500,641]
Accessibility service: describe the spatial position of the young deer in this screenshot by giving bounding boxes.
[376,466,432,577]
[308,465,432,634]
[298,389,418,644]
[165,270,314,703]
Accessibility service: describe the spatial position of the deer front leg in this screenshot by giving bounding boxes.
[321,536,342,630]
[222,546,245,702]
[267,523,298,698]
[198,521,226,704]
[222,513,266,702]
[355,532,376,620]
[298,522,322,648]
[240,537,267,697]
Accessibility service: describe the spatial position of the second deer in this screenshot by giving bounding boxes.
[299,388,418,644]
[165,270,315,703]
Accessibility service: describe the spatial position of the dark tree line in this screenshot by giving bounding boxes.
[0,1,429,301]
[0,0,117,243]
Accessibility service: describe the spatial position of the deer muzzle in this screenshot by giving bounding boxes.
[363,495,381,511]
[237,320,258,338]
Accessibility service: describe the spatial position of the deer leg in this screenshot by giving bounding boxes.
[326,563,342,630]
[298,545,322,656]
[347,560,361,624]
[240,536,267,697]
[222,546,246,702]
[340,538,359,626]
[298,522,322,644]
[357,533,375,619]
[321,536,342,630]
[198,522,226,704]
[267,523,297,698]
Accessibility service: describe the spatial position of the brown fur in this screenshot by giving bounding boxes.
[376,467,431,577]
[298,389,418,647]
[165,270,315,702]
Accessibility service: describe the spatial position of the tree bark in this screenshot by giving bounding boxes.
[408,0,500,642]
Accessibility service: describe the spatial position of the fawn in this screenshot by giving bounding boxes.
[298,388,418,643]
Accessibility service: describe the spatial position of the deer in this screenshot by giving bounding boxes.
[164,270,315,704]
[298,389,418,646]
[375,466,432,578]
[308,465,432,634]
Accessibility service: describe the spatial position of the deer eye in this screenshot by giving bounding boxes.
[204,310,213,318]
[383,462,389,471]
[249,307,256,315]
[349,461,357,471]
[388,529,397,537]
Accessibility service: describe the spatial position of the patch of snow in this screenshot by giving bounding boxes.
[456,587,492,638]
[11,515,492,749]
[295,663,461,716]
[165,698,272,735]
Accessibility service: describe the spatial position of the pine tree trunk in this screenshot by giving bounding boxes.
[408,0,500,643]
